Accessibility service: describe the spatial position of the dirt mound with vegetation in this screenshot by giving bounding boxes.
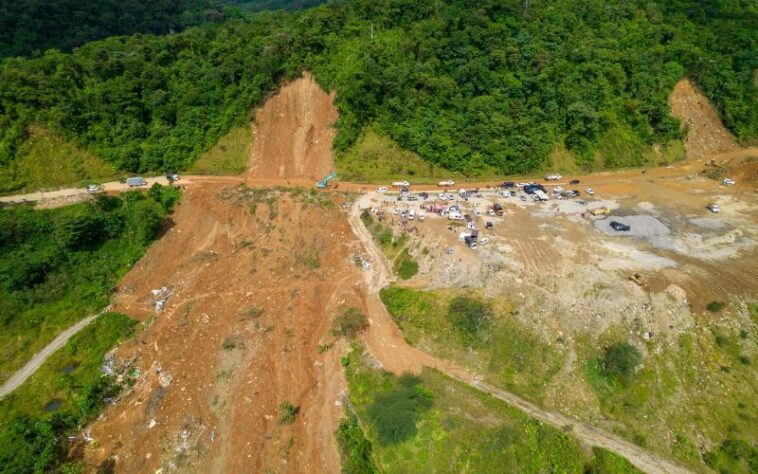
[82,185,365,473]
[248,72,338,180]
[669,79,739,159]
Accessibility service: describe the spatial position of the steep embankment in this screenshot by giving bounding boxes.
[248,72,338,180]
[669,79,739,160]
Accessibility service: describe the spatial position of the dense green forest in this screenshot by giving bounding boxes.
[0,0,756,177]
[0,0,225,59]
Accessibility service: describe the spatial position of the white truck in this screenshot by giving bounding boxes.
[126,177,147,187]
[438,179,455,187]
[545,174,562,181]
[392,180,410,187]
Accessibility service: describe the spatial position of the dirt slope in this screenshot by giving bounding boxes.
[248,72,338,181]
[82,185,363,473]
[669,78,739,159]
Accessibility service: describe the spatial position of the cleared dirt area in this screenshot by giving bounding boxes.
[82,185,364,472]
[248,72,338,181]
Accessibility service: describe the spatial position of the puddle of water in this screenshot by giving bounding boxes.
[43,399,63,413]
[62,362,80,374]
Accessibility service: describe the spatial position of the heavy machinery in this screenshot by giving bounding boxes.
[316,172,337,189]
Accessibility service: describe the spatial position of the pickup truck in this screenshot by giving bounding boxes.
[438,179,455,187]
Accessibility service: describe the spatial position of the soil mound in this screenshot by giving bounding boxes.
[249,72,338,180]
[669,79,738,159]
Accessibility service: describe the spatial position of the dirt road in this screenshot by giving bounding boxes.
[347,203,693,474]
[0,308,108,399]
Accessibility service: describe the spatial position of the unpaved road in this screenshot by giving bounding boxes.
[347,203,693,474]
[0,308,108,399]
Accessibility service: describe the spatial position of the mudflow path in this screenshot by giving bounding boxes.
[248,72,338,181]
[347,203,693,474]
[82,185,366,473]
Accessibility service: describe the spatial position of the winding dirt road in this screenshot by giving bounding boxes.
[347,203,693,474]
[0,307,109,399]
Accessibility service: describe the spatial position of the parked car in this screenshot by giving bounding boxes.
[86,184,101,193]
[510,190,517,197]
[570,179,580,185]
[418,211,425,222]
[479,237,490,245]
[166,173,180,181]
[585,187,595,195]
[501,181,515,188]
[723,178,735,186]
[419,192,429,200]
[376,186,388,193]
[545,174,562,181]
[407,195,418,201]
[485,221,493,229]
[438,179,455,187]
[408,210,415,220]
[392,180,410,187]
[610,221,631,232]
[464,214,472,222]
[707,203,721,213]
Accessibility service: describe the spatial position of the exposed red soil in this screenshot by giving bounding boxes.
[82,185,365,473]
[248,72,338,181]
[669,78,739,159]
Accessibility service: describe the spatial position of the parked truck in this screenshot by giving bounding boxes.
[127,177,147,187]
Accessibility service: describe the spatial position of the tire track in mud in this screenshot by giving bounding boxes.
[347,202,693,474]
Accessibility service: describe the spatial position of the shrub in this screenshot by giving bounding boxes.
[707,301,726,312]
[447,296,493,340]
[601,342,642,385]
[336,414,377,474]
[365,375,432,445]
[278,401,298,425]
[332,307,368,339]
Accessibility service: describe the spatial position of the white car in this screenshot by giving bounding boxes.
[408,210,415,220]
[376,186,388,193]
[585,187,595,195]
[86,184,101,193]
[545,174,562,181]
[723,178,735,186]
[479,237,489,245]
[438,179,455,187]
[707,203,721,213]
[392,181,410,187]
[418,211,425,222]
[474,209,482,217]
[553,186,564,193]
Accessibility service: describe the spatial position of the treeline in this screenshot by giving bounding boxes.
[0,0,229,60]
[0,0,756,175]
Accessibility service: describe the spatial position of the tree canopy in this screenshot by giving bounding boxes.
[0,0,755,176]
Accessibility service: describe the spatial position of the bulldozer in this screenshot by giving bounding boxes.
[316,172,337,189]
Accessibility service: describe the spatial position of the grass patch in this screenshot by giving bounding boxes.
[379,287,563,402]
[187,125,251,175]
[342,344,630,472]
[0,186,178,383]
[0,312,137,473]
[393,249,418,280]
[587,447,643,473]
[278,401,298,425]
[337,127,500,183]
[0,126,121,195]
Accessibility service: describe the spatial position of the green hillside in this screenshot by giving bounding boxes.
[0,0,755,177]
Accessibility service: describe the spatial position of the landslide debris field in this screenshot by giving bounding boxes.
[65,75,758,473]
